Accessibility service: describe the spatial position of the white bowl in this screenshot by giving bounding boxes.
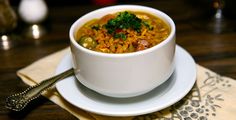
[69,5,176,98]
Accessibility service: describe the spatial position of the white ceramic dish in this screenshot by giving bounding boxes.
[69,5,176,97]
[55,45,196,116]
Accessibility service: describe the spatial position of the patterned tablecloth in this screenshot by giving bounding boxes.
[17,48,236,120]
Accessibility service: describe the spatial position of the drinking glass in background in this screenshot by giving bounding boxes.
[208,0,226,33]
[209,0,226,33]
[0,0,17,50]
[191,0,236,34]
[205,0,236,33]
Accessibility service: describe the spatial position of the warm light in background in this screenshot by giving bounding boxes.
[32,24,40,39]
[1,35,10,50]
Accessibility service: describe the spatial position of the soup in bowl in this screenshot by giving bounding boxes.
[75,11,170,53]
[69,5,176,98]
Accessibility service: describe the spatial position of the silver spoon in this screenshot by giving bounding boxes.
[5,68,74,111]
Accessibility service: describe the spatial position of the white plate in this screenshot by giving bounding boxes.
[55,45,196,116]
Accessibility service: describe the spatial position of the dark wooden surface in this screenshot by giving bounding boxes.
[1,0,236,119]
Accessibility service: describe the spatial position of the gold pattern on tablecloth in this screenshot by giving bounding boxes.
[133,67,234,120]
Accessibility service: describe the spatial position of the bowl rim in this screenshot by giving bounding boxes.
[69,5,176,58]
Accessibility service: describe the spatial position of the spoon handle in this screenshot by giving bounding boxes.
[5,68,74,111]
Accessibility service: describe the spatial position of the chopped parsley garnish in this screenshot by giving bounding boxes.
[114,33,127,40]
[104,11,154,40]
[91,24,100,30]
[104,11,142,40]
[142,21,153,30]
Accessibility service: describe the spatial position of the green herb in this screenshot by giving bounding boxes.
[104,11,142,38]
[114,33,127,40]
[142,21,153,30]
[78,36,97,49]
[91,24,100,30]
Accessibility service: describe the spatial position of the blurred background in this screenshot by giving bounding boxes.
[9,0,236,16]
[1,0,235,50]
[1,0,236,52]
[1,1,236,119]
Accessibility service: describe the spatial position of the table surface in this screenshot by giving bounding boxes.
[1,0,236,119]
